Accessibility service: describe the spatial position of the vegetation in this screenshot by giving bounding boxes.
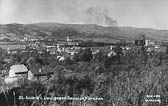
[1,46,168,106]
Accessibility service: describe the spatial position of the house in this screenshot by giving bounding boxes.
[4,64,29,84]
[154,45,167,52]
[29,66,55,81]
[107,50,117,57]
[65,49,78,55]
[9,64,28,76]
[147,45,167,53]
[57,56,65,61]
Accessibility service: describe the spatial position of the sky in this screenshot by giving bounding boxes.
[0,0,168,29]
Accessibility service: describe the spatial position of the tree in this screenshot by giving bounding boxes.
[73,53,80,63]
[94,50,107,63]
[79,48,93,62]
[64,57,73,65]
[34,57,44,66]
[113,45,123,56]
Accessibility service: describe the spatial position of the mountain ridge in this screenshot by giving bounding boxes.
[0,22,168,41]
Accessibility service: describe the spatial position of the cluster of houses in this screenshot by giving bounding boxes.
[1,35,168,91]
[134,34,167,52]
[1,35,167,56]
[1,64,55,88]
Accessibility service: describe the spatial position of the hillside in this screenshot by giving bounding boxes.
[0,23,168,41]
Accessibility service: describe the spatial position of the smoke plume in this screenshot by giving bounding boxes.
[65,6,118,26]
[0,0,118,26]
[84,7,117,26]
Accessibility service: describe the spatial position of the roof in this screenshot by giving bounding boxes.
[147,45,166,52]
[30,66,55,76]
[9,64,28,74]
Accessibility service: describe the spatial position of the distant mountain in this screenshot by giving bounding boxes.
[0,22,168,41]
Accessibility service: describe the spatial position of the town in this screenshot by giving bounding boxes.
[2,0,168,105]
[1,33,168,106]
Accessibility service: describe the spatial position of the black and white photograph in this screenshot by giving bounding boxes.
[0,0,168,106]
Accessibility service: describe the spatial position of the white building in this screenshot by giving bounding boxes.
[4,64,29,84]
[145,40,149,46]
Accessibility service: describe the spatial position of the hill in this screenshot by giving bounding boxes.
[0,22,168,41]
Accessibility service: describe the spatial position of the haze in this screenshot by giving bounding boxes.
[0,0,168,29]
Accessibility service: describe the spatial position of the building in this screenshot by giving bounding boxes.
[145,40,150,46]
[29,66,55,81]
[135,34,145,46]
[4,64,29,85]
